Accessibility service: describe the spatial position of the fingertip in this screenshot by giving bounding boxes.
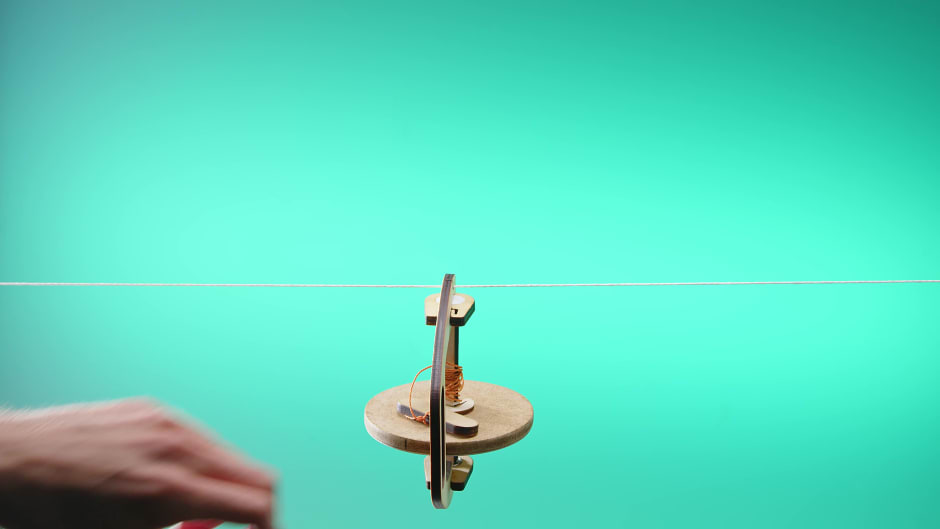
[170,473,274,529]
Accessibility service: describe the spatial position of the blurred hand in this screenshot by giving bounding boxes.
[0,398,275,529]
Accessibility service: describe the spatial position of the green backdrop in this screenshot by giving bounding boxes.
[1,1,938,528]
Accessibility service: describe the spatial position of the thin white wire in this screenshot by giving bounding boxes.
[0,280,937,288]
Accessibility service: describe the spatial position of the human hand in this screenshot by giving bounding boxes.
[0,398,275,529]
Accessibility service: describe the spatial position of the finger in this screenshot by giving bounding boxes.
[186,441,275,491]
[157,468,274,529]
[135,405,276,487]
[155,428,275,491]
[114,402,275,490]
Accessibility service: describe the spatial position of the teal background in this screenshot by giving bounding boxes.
[1,1,938,527]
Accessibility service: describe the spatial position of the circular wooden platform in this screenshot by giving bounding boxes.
[364,380,533,455]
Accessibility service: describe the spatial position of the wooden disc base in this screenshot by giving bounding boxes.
[364,380,533,455]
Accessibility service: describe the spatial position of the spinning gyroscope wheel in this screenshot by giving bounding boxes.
[364,274,534,508]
